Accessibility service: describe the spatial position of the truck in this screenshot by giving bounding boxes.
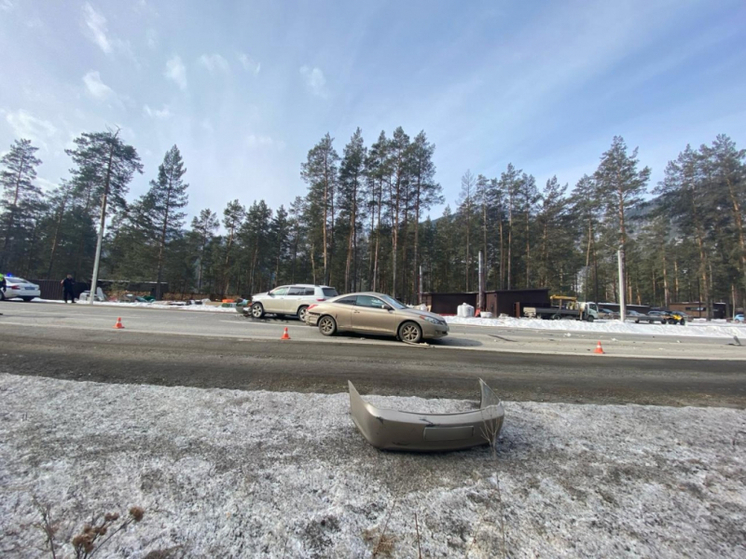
[523,296,600,322]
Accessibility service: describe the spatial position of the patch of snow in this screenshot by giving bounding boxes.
[33,299,240,313]
[1,374,744,558]
[446,315,746,338]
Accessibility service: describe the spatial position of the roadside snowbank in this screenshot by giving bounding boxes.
[35,299,240,313]
[446,315,746,338]
[1,374,743,558]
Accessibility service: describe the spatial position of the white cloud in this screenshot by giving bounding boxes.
[198,54,230,73]
[145,28,157,50]
[300,65,327,98]
[82,3,134,58]
[238,53,261,75]
[165,56,187,90]
[82,3,111,53]
[4,109,57,148]
[0,0,14,12]
[83,71,115,100]
[143,104,172,119]
[246,134,285,150]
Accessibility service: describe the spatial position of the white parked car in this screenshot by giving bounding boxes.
[247,284,338,322]
[1,277,40,301]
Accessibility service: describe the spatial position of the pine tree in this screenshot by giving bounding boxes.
[364,132,391,291]
[221,200,245,296]
[658,147,710,309]
[140,146,189,298]
[0,138,43,271]
[517,172,539,288]
[338,128,366,293]
[457,170,476,290]
[66,129,143,299]
[408,132,442,301]
[594,136,650,301]
[498,164,521,289]
[536,176,569,289]
[301,133,339,286]
[388,127,410,298]
[701,135,746,296]
[570,175,601,301]
[190,208,219,292]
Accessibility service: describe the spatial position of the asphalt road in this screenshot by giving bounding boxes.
[1,301,745,408]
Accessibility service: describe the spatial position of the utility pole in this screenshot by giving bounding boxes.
[478,251,485,313]
[89,129,119,305]
[618,247,626,322]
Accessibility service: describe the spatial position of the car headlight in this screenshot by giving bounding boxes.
[420,315,444,325]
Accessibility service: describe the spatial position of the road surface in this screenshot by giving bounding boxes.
[1,301,745,408]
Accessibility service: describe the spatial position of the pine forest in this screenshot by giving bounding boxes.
[1,128,745,312]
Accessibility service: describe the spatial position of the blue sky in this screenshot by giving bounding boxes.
[1,0,744,222]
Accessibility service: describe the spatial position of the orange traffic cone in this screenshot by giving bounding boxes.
[114,317,125,329]
[594,340,604,354]
[280,327,290,340]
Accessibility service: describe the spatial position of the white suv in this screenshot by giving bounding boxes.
[247,284,338,322]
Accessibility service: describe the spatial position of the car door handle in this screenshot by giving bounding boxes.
[353,310,360,314]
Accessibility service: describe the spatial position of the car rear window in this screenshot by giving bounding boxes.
[322,288,338,297]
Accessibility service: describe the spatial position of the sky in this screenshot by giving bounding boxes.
[1,0,745,223]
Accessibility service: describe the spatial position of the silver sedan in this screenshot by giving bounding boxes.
[306,292,449,343]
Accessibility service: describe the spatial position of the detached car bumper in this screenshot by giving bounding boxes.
[348,379,504,452]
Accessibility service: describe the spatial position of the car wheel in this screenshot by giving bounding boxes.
[667,318,676,325]
[399,321,423,343]
[297,305,309,323]
[21,297,34,302]
[318,315,337,336]
[635,319,640,323]
[586,315,595,322]
[250,302,265,319]
[679,319,686,325]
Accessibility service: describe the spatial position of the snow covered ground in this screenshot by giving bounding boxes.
[446,315,746,339]
[1,374,744,558]
[35,299,240,313]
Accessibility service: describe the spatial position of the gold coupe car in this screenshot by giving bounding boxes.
[305,292,449,343]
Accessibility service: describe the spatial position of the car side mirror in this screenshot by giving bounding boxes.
[384,305,393,311]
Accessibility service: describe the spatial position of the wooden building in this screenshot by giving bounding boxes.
[423,289,550,317]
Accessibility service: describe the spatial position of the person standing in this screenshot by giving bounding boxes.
[0,273,5,314]
[61,274,76,303]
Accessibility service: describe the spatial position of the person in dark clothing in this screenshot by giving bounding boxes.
[0,273,5,314]
[61,274,76,303]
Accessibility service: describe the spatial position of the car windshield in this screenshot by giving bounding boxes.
[377,294,407,310]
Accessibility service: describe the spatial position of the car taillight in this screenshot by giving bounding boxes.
[308,304,317,311]
[10,285,20,290]
[316,298,325,301]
